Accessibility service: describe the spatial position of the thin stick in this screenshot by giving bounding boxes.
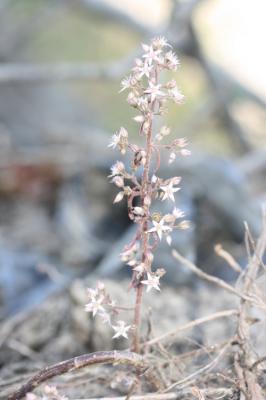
[144,309,238,347]
[234,213,266,400]
[172,250,253,302]
[214,244,242,273]
[164,342,231,392]
[72,388,233,400]
[8,351,148,400]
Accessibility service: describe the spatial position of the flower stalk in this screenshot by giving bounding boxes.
[85,37,190,349]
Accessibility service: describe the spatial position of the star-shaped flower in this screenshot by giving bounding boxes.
[152,36,171,49]
[112,320,131,339]
[141,273,160,292]
[142,44,161,64]
[85,295,105,317]
[133,263,146,274]
[148,219,171,240]
[133,59,153,79]
[160,181,180,202]
[108,127,128,154]
[120,75,132,92]
[109,161,125,177]
[169,87,184,104]
[144,82,164,102]
[165,51,180,70]
[108,133,120,150]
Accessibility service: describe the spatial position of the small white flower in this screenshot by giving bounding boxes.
[148,219,172,240]
[85,295,105,317]
[108,134,120,150]
[152,36,171,49]
[109,161,125,177]
[169,152,176,164]
[169,87,184,104]
[133,263,146,274]
[142,44,161,64]
[136,96,149,112]
[120,76,132,92]
[173,207,185,219]
[112,320,131,339]
[133,59,153,79]
[108,127,128,154]
[160,181,180,202]
[120,243,139,264]
[112,176,124,188]
[141,273,160,292]
[165,51,180,70]
[144,82,164,102]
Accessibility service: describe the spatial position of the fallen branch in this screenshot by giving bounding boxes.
[8,351,160,400]
[72,387,233,400]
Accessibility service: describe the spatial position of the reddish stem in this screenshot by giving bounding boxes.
[132,67,158,353]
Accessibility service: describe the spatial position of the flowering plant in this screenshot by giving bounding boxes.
[85,37,190,352]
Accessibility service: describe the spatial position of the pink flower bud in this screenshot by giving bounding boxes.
[112,176,124,188]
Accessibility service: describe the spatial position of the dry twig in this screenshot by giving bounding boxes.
[214,244,242,274]
[234,214,266,400]
[8,351,161,400]
[172,250,252,302]
[144,309,238,347]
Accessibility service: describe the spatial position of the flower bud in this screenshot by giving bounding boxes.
[165,79,176,89]
[144,195,151,207]
[112,176,124,188]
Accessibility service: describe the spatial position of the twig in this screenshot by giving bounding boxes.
[172,250,252,302]
[144,309,238,347]
[164,342,231,392]
[8,351,158,400]
[214,244,242,273]
[72,387,233,400]
[234,213,266,400]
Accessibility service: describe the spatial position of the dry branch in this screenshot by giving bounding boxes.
[214,244,242,274]
[144,309,238,347]
[72,387,233,400]
[8,351,160,400]
[172,250,251,301]
[234,214,266,400]
[164,342,231,392]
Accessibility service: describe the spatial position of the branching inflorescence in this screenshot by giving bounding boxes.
[85,37,190,352]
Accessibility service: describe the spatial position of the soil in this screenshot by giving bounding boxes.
[0,276,241,399]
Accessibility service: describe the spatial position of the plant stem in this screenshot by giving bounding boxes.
[132,283,144,353]
[132,67,157,353]
[132,119,153,353]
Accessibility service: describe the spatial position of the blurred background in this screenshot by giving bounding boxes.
[0,0,265,320]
